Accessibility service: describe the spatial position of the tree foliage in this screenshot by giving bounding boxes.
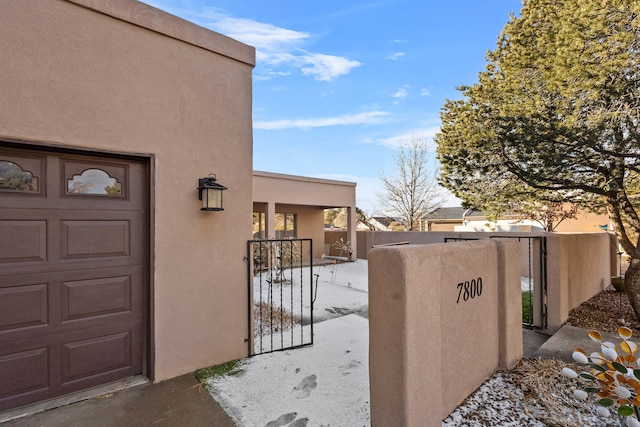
[325,207,370,229]
[324,208,339,226]
[377,136,445,230]
[435,0,640,318]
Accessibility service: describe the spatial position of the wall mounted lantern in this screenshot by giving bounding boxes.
[198,174,227,211]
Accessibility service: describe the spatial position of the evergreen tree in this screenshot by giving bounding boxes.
[436,0,640,319]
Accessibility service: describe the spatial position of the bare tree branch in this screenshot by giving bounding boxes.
[376,136,446,230]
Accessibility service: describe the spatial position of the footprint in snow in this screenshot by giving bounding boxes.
[265,412,297,427]
[293,374,317,399]
[288,417,309,427]
[339,359,362,375]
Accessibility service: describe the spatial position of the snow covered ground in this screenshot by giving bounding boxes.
[205,259,610,426]
[211,260,370,426]
[251,259,369,354]
[208,314,370,427]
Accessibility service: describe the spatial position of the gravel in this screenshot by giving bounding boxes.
[566,286,640,337]
[443,287,640,426]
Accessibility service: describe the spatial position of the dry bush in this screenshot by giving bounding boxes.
[511,358,619,427]
[253,302,298,337]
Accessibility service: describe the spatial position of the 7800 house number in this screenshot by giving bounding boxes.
[456,278,482,303]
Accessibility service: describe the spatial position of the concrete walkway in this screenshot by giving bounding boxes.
[531,324,624,363]
[0,324,608,427]
[1,374,235,427]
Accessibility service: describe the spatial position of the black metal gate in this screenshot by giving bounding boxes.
[247,239,314,356]
[444,235,548,329]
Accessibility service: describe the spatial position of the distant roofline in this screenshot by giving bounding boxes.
[253,170,356,187]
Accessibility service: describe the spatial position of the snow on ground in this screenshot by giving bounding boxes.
[304,260,369,323]
[207,314,370,427]
[206,259,609,426]
[252,259,369,325]
[251,260,369,353]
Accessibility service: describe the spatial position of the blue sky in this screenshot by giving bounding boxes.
[142,0,523,214]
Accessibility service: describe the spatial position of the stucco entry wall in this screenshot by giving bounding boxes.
[368,240,522,426]
[1,0,255,381]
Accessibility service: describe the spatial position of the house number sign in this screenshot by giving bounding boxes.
[456,277,483,303]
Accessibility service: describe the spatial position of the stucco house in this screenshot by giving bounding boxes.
[252,171,357,261]
[0,0,360,413]
[0,0,255,411]
[420,206,612,233]
[368,216,396,231]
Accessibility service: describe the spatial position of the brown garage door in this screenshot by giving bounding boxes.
[0,146,148,411]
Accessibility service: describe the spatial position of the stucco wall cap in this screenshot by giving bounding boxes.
[254,170,357,187]
[67,0,256,67]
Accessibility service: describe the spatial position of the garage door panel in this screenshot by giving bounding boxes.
[0,273,143,346]
[0,284,48,332]
[0,211,144,277]
[62,331,132,382]
[58,323,143,394]
[0,347,49,401]
[4,256,143,277]
[0,220,47,263]
[61,275,132,321]
[61,220,130,259]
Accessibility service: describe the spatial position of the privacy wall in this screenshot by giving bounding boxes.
[359,231,612,332]
[368,240,522,426]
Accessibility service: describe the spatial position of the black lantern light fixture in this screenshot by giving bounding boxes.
[198,174,227,211]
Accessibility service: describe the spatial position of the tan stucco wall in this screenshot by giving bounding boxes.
[279,204,325,259]
[429,222,458,231]
[1,0,255,381]
[324,231,349,257]
[359,231,612,332]
[554,208,611,232]
[426,205,610,233]
[357,231,446,259]
[253,171,357,259]
[368,240,522,426]
[546,232,611,332]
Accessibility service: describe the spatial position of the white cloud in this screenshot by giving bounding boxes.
[420,88,431,96]
[300,53,362,81]
[206,14,309,51]
[377,126,441,149]
[255,111,389,130]
[386,52,406,61]
[391,85,409,100]
[198,8,360,81]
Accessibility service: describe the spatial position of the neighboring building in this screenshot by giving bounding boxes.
[419,206,613,233]
[456,209,539,232]
[419,207,469,231]
[252,171,357,260]
[458,206,613,233]
[1,0,254,411]
[368,216,396,231]
[356,220,373,231]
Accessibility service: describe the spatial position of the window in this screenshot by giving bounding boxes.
[0,160,39,192]
[252,211,297,239]
[253,212,265,239]
[67,169,122,196]
[275,213,296,239]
